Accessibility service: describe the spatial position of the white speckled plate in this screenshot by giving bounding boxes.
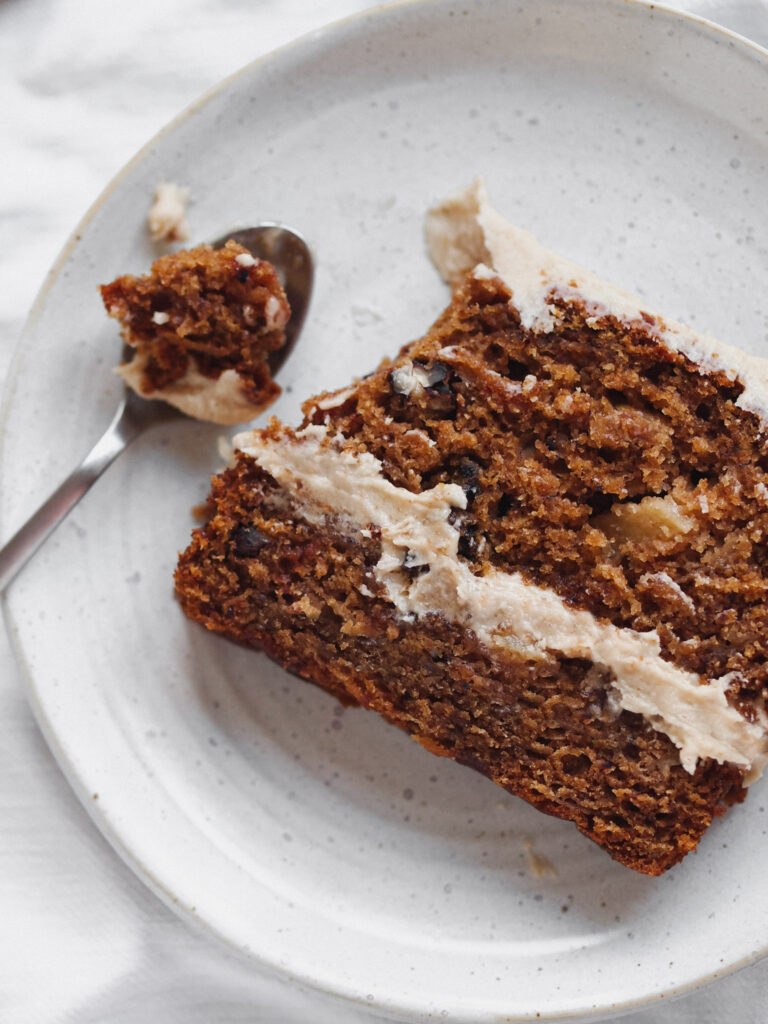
[3,1,768,1021]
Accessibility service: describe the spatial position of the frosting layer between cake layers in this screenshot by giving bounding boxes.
[235,426,768,783]
[117,351,263,424]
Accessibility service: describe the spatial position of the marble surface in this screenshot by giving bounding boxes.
[1,1,768,1022]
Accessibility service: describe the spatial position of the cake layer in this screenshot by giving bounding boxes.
[426,178,768,421]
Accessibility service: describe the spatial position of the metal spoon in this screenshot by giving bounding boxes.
[0,224,313,591]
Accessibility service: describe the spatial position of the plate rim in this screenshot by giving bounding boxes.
[3,1,768,1021]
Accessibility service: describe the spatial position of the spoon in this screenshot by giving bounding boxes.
[0,224,313,591]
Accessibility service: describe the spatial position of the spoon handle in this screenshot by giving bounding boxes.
[0,399,141,592]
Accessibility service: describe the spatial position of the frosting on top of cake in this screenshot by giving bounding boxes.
[235,425,768,784]
[425,178,768,424]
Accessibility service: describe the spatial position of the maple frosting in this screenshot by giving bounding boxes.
[117,351,265,425]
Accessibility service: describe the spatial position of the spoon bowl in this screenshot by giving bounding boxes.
[0,224,314,590]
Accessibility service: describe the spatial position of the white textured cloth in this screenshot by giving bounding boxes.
[1,2,767,1021]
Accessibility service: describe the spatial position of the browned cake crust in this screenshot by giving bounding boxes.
[101,241,289,410]
[175,270,768,874]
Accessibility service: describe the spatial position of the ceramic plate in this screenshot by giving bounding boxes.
[3,1,768,1020]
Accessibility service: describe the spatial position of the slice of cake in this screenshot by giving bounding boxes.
[101,241,290,425]
[175,181,768,874]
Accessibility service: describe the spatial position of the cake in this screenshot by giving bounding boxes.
[175,181,768,874]
[101,241,290,425]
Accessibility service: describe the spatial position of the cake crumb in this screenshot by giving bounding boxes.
[148,182,190,243]
[217,435,236,467]
[192,500,215,522]
[523,838,558,879]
